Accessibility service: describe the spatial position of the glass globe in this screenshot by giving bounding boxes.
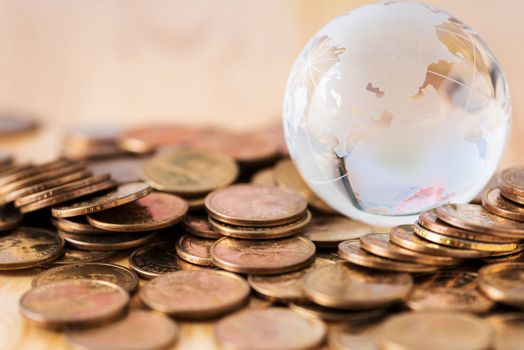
[283,1,511,226]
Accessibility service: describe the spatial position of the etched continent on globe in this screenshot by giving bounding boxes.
[283,1,510,226]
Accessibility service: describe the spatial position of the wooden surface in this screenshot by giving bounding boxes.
[0,1,523,349]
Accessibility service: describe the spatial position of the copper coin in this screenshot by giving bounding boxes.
[208,210,312,240]
[0,151,13,168]
[499,166,524,204]
[139,270,250,319]
[129,241,205,280]
[478,262,524,307]
[419,210,518,243]
[20,279,129,328]
[66,310,179,350]
[436,204,524,238]
[205,184,308,227]
[87,192,188,232]
[302,215,372,248]
[59,230,157,251]
[88,156,145,184]
[175,234,214,267]
[390,225,493,259]
[44,248,115,266]
[0,114,38,136]
[483,187,524,221]
[250,168,276,187]
[0,204,22,231]
[0,227,64,270]
[338,240,439,273]
[118,125,204,154]
[0,159,72,187]
[360,233,461,266]
[51,216,107,234]
[210,236,316,275]
[289,301,385,323]
[186,195,206,211]
[32,263,138,293]
[51,182,152,218]
[182,214,222,239]
[215,308,327,350]
[329,318,383,350]
[142,148,238,196]
[302,262,413,309]
[488,313,524,350]
[406,272,494,314]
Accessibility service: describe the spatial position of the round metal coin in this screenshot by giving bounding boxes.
[176,234,214,267]
[302,215,372,248]
[59,230,157,251]
[499,166,524,204]
[44,248,115,266]
[478,262,524,307]
[483,187,524,221]
[182,214,222,239]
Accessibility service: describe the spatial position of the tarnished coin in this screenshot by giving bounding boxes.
[483,187,524,221]
[118,125,203,154]
[250,168,276,187]
[210,236,316,275]
[67,310,179,350]
[0,204,22,231]
[59,230,157,251]
[51,216,106,234]
[390,225,492,259]
[419,210,518,243]
[88,156,145,184]
[360,233,461,266]
[20,279,129,328]
[289,301,385,323]
[205,184,308,227]
[44,248,115,266]
[51,182,152,218]
[176,234,214,267]
[32,263,138,293]
[436,204,524,238]
[142,148,238,196]
[0,227,64,270]
[215,308,327,350]
[499,166,524,204]
[338,240,439,273]
[0,159,70,187]
[208,210,312,240]
[87,192,188,232]
[488,313,524,350]
[379,311,493,350]
[478,262,524,307]
[406,272,494,314]
[182,214,222,239]
[302,215,372,248]
[140,270,250,319]
[302,262,413,309]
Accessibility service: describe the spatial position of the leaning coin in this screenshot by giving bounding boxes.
[175,234,215,267]
[499,166,524,204]
[0,204,22,231]
[59,230,157,251]
[20,279,129,328]
[302,215,372,248]
[405,272,494,314]
[483,187,524,222]
[378,311,493,350]
[205,184,308,227]
[32,263,138,293]
[488,313,524,350]
[215,308,326,350]
[43,248,115,266]
[302,262,413,309]
[51,181,152,218]
[51,216,107,234]
[182,214,222,239]
[210,236,316,275]
[87,192,188,232]
[66,310,179,350]
[0,227,64,270]
[140,270,250,319]
[338,240,439,273]
[478,262,524,307]
[0,159,70,187]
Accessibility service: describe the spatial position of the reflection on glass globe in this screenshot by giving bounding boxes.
[283,1,511,226]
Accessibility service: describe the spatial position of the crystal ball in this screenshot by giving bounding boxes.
[283,1,511,226]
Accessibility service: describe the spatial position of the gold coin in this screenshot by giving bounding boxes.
[215,308,327,350]
[208,210,312,240]
[87,192,188,232]
[274,159,335,213]
[338,240,439,273]
[205,184,308,227]
[142,148,238,196]
[59,230,157,251]
[182,214,222,239]
[302,262,413,309]
[379,311,493,350]
[66,310,179,350]
[488,313,524,350]
[0,227,64,270]
[51,216,106,234]
[360,233,461,266]
[210,236,316,275]
[406,272,494,314]
[289,301,385,323]
[87,156,145,184]
[302,215,372,248]
[140,270,250,319]
[175,234,215,267]
[499,166,524,204]
[0,204,22,231]
[250,168,276,186]
[414,223,519,252]
[44,248,115,267]
[20,279,129,328]
[478,262,524,307]
[51,182,152,218]
[32,262,138,293]
[483,187,524,221]
[436,204,524,239]
[419,209,518,243]
[390,225,493,259]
